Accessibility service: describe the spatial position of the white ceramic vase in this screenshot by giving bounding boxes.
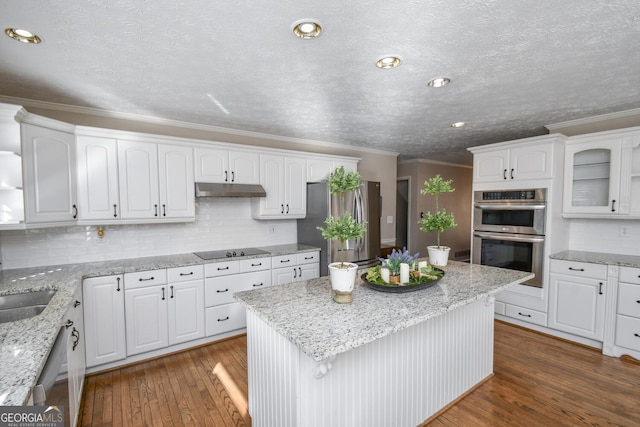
[427,246,451,267]
[328,262,358,303]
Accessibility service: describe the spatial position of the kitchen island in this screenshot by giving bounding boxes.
[235,260,533,427]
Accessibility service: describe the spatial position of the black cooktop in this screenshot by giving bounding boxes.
[193,247,270,261]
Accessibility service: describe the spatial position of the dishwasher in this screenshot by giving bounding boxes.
[32,326,69,423]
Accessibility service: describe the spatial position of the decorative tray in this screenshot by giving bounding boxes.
[360,269,445,293]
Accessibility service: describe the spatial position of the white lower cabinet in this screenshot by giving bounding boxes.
[83,275,126,367]
[204,257,272,336]
[64,285,85,427]
[271,251,320,286]
[548,259,606,341]
[125,267,204,356]
[615,267,640,352]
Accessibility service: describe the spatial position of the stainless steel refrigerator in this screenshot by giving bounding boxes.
[298,181,381,276]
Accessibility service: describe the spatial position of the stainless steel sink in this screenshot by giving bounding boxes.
[0,290,56,323]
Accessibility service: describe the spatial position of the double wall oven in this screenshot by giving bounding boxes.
[472,189,546,288]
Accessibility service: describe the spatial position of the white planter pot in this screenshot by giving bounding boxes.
[427,246,451,267]
[328,262,358,303]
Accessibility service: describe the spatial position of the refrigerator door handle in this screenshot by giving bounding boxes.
[354,188,364,252]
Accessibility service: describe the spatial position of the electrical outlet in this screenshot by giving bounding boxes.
[269,225,277,234]
[387,215,393,224]
[619,225,629,237]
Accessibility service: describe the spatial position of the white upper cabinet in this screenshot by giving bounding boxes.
[0,104,24,226]
[563,128,640,217]
[252,154,306,219]
[306,157,359,182]
[20,119,78,224]
[194,147,259,184]
[471,138,556,183]
[76,135,120,221]
[118,140,194,220]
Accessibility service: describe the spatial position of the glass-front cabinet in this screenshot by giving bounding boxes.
[563,129,640,217]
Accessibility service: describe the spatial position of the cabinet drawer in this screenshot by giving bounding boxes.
[206,303,246,336]
[620,267,640,285]
[205,270,271,307]
[272,254,297,267]
[167,264,204,282]
[617,283,640,318]
[297,251,320,265]
[494,301,506,315]
[124,269,167,289]
[549,259,607,280]
[239,256,271,272]
[204,260,240,277]
[615,315,640,352]
[505,304,547,327]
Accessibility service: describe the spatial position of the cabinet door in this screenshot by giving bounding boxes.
[272,266,297,286]
[229,150,260,184]
[158,144,195,219]
[472,150,510,183]
[168,279,205,345]
[299,263,319,281]
[21,124,77,223]
[253,154,285,217]
[118,140,160,219]
[307,158,333,182]
[76,135,120,221]
[285,156,307,217]
[67,286,85,427]
[194,147,229,183]
[563,139,622,215]
[125,285,169,355]
[83,275,126,367]
[510,145,553,180]
[548,273,605,341]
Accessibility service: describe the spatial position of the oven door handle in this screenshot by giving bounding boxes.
[473,231,545,243]
[474,203,546,210]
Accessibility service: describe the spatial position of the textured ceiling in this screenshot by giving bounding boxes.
[1,1,639,165]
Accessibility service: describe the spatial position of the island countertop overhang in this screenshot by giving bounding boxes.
[235,260,534,361]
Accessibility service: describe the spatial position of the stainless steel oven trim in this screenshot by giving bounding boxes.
[473,204,546,235]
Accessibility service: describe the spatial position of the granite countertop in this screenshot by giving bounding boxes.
[235,260,533,362]
[0,243,318,406]
[550,250,640,268]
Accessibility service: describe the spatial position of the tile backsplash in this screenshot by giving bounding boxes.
[0,198,297,270]
[569,219,640,256]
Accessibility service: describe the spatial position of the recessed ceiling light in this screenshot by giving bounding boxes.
[376,56,401,69]
[451,121,466,128]
[292,20,322,39]
[428,77,451,88]
[4,28,42,44]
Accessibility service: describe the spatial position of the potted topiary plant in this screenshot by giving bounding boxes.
[317,166,367,303]
[419,174,457,266]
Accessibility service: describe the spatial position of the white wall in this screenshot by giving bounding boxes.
[0,198,297,269]
[569,219,640,256]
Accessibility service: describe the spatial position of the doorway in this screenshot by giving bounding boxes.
[396,177,410,250]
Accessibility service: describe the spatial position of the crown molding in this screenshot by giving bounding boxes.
[0,95,399,157]
[545,107,640,132]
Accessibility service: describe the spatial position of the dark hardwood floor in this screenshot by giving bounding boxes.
[81,321,640,426]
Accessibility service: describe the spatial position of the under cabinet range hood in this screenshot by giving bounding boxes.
[195,182,266,197]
